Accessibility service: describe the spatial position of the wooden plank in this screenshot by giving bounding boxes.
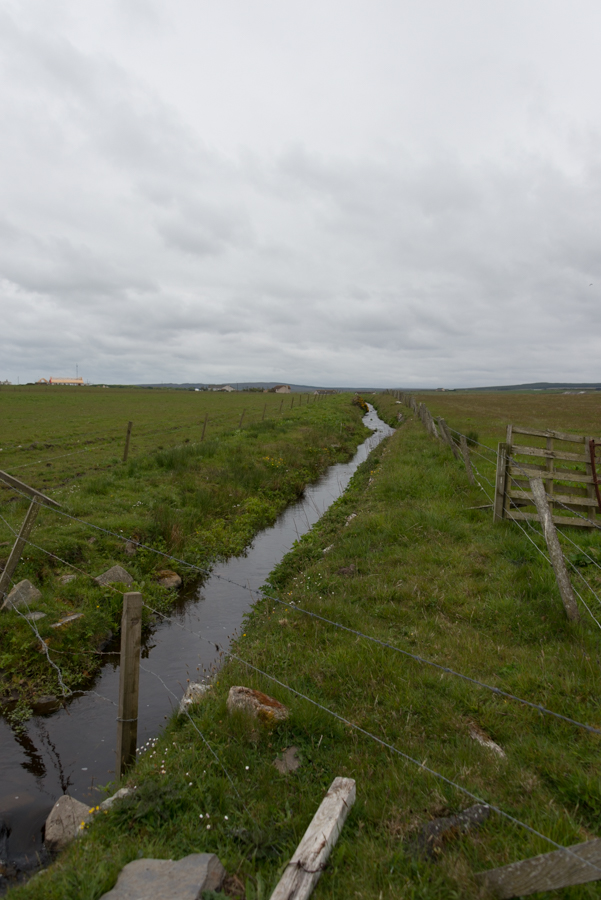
[585,435,597,524]
[493,443,509,522]
[508,464,594,485]
[0,499,40,604]
[511,445,589,463]
[507,510,594,527]
[269,777,356,900]
[0,470,61,507]
[509,479,588,497]
[529,478,579,620]
[508,489,598,508]
[511,425,587,443]
[476,838,601,898]
[116,592,143,778]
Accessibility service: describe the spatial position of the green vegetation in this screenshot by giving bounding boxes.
[14,394,601,899]
[0,390,369,710]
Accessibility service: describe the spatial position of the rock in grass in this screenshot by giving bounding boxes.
[94,565,133,586]
[98,853,225,900]
[273,746,301,774]
[408,804,490,859]
[99,787,134,810]
[156,569,182,589]
[44,796,93,852]
[2,579,42,610]
[179,682,212,714]
[59,574,76,585]
[124,540,138,556]
[26,611,46,621]
[227,686,288,723]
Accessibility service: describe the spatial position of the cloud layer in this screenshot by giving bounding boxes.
[2,1,601,386]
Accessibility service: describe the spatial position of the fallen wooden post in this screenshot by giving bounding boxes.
[123,421,133,462]
[460,435,475,485]
[116,591,143,778]
[0,471,61,605]
[269,777,356,900]
[476,837,601,898]
[529,477,579,621]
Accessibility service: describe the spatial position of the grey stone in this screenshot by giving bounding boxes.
[98,853,225,899]
[409,804,491,859]
[3,579,42,610]
[274,746,301,774]
[99,787,134,811]
[44,795,93,852]
[157,569,182,589]
[227,686,288,723]
[50,613,83,629]
[59,574,76,585]
[179,682,212,715]
[26,611,46,621]
[124,541,138,556]
[94,565,133,586]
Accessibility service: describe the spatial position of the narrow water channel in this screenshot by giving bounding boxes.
[0,405,393,880]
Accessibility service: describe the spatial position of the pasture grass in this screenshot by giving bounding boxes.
[0,391,369,710]
[14,398,601,899]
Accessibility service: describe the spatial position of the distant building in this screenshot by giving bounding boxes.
[0,379,11,385]
[37,377,85,386]
[209,384,235,392]
[270,384,291,394]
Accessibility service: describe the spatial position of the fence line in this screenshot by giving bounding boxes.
[3,479,601,738]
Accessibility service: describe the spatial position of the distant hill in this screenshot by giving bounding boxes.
[464,382,601,392]
[137,382,381,393]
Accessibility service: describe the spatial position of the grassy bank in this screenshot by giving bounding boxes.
[0,394,369,714]
[14,401,601,899]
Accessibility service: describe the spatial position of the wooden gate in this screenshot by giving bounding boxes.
[493,425,599,528]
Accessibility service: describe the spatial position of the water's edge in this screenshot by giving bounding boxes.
[0,405,393,879]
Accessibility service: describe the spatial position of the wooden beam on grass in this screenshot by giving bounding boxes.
[269,777,356,900]
[476,838,601,898]
[529,477,579,622]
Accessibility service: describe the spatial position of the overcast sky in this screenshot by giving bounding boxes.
[1,1,600,387]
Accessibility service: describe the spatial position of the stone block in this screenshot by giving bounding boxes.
[99,853,225,899]
[94,565,133,586]
[227,686,288,724]
[44,795,92,852]
[3,579,42,611]
[179,682,212,715]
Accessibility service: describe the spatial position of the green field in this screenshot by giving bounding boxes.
[13,391,601,899]
[0,388,370,713]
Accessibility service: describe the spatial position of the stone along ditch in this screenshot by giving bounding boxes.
[0,405,393,887]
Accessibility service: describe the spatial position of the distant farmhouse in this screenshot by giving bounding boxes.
[37,377,85,386]
[0,379,11,385]
[208,384,235,392]
[268,384,291,394]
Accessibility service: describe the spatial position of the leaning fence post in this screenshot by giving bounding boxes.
[438,418,460,459]
[0,499,40,604]
[529,478,580,622]
[116,591,143,778]
[201,413,208,441]
[459,435,475,485]
[123,421,133,462]
[239,409,245,428]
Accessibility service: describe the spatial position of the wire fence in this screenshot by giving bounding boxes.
[4,393,601,880]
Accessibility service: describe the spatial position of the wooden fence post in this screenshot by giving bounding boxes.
[116,591,143,778]
[123,421,133,462]
[262,403,266,421]
[459,435,475,485]
[201,413,208,441]
[269,777,356,900]
[239,409,245,428]
[290,395,294,408]
[438,418,460,459]
[529,478,580,622]
[0,473,61,605]
[279,399,284,413]
[493,442,509,522]
[0,499,40,604]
